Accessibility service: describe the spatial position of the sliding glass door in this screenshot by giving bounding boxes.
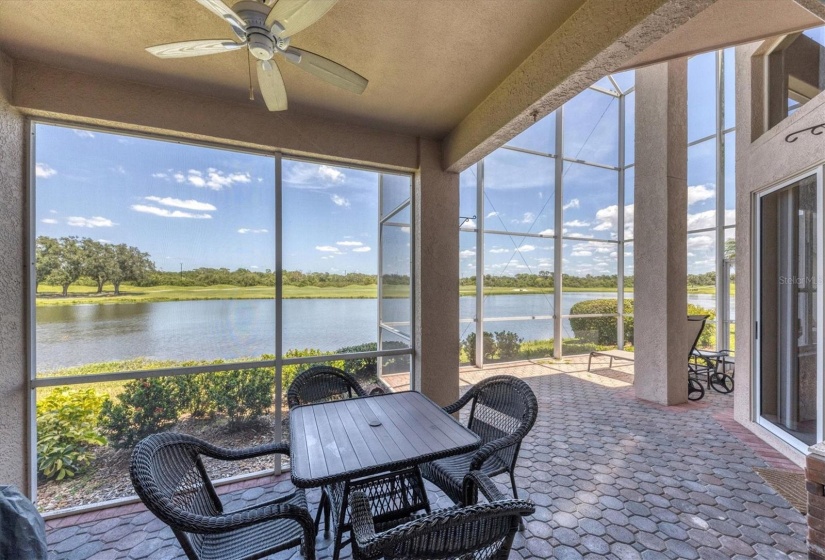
[756,169,823,449]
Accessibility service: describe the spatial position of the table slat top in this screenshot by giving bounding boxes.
[289,391,480,488]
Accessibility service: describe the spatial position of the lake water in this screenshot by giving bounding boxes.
[36,292,728,371]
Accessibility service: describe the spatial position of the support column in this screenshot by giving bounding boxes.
[633,59,689,406]
[414,139,459,407]
[0,53,29,493]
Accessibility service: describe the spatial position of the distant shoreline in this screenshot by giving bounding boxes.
[35,284,726,306]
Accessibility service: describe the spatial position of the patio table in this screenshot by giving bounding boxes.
[289,391,481,559]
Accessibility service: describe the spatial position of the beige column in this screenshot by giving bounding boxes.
[414,139,459,407]
[633,59,689,406]
[0,53,29,493]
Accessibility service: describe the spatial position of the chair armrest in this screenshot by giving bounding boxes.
[469,434,519,472]
[198,441,291,462]
[442,389,475,415]
[462,471,505,505]
[169,501,314,536]
[350,491,378,547]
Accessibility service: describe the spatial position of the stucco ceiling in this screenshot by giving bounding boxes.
[0,0,588,138]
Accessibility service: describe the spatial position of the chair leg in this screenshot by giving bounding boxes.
[509,470,525,531]
[314,491,325,533]
[323,492,331,538]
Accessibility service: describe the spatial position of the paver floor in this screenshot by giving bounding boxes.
[46,358,808,559]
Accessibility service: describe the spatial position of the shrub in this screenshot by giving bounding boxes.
[494,331,523,360]
[207,367,275,424]
[172,373,215,418]
[336,343,378,376]
[281,349,346,393]
[461,332,496,365]
[100,377,180,449]
[37,388,107,480]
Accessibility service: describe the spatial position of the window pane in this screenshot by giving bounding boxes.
[34,124,276,377]
[624,90,635,166]
[687,232,716,316]
[381,220,412,341]
[380,352,411,392]
[612,70,635,94]
[724,131,736,226]
[687,139,717,232]
[506,111,556,154]
[483,149,554,235]
[564,89,619,167]
[283,159,378,352]
[624,165,635,241]
[460,164,478,229]
[688,52,717,142]
[483,233,554,317]
[723,48,736,130]
[563,162,618,240]
[481,320,554,363]
[381,173,411,217]
[624,241,634,317]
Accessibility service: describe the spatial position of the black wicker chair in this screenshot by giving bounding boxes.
[287,365,368,409]
[420,375,538,505]
[130,433,315,560]
[349,471,535,560]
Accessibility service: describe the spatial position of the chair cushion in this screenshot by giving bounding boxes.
[420,452,507,504]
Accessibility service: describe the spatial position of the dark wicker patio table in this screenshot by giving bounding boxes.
[289,391,481,560]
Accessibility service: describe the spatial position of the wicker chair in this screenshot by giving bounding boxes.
[130,433,315,560]
[287,365,368,409]
[420,375,538,505]
[349,471,535,560]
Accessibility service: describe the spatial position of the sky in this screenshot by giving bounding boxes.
[35,125,410,274]
[36,49,740,279]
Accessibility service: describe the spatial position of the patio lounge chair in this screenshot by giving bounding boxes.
[420,375,538,505]
[130,433,315,560]
[687,315,708,401]
[349,471,535,560]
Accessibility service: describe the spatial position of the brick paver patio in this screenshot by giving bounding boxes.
[46,358,808,559]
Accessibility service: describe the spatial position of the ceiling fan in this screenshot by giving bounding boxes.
[146,0,368,111]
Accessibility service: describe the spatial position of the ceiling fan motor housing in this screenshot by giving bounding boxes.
[234,0,274,60]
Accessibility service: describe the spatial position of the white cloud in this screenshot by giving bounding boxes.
[486,211,499,218]
[460,249,476,259]
[145,196,216,211]
[316,245,342,253]
[352,246,372,253]
[563,199,580,210]
[687,210,716,230]
[516,244,536,252]
[237,228,269,234]
[41,218,58,224]
[319,165,345,182]
[67,216,116,228]
[131,205,212,219]
[331,194,350,207]
[35,163,57,178]
[337,241,363,247]
[520,212,535,224]
[687,234,714,250]
[564,220,590,227]
[571,250,593,257]
[113,165,127,175]
[73,129,95,139]
[489,248,509,254]
[159,167,252,190]
[688,183,715,205]
[593,205,618,232]
[538,229,554,236]
[321,256,334,260]
[460,219,477,229]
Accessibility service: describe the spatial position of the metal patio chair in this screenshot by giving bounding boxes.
[130,433,315,560]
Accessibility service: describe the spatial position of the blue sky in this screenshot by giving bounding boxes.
[35,124,411,274]
[37,51,738,279]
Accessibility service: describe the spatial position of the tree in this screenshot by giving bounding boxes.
[110,244,155,295]
[81,239,116,293]
[45,237,84,296]
[724,238,735,264]
[34,236,60,292]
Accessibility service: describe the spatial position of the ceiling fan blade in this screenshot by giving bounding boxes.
[146,39,243,59]
[257,59,288,111]
[266,0,337,38]
[195,0,247,39]
[284,47,367,94]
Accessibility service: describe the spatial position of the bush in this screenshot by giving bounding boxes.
[461,332,496,365]
[336,343,378,376]
[569,298,716,348]
[207,367,275,424]
[172,373,215,419]
[568,299,633,346]
[37,388,107,480]
[100,377,180,449]
[281,349,346,393]
[461,331,523,364]
[494,331,523,360]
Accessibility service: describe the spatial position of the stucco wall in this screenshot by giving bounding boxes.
[734,42,825,467]
[0,51,28,491]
